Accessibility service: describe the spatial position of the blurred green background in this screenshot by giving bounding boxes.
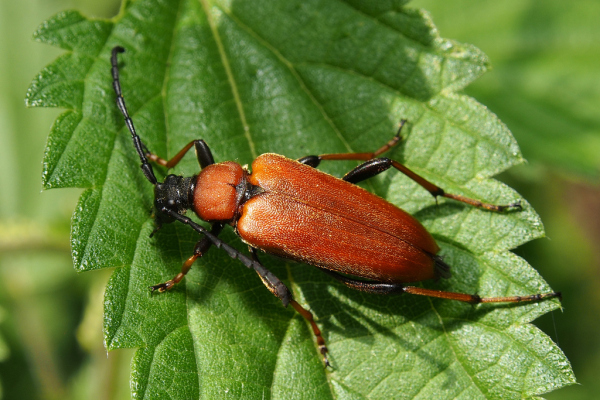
[0,0,598,399]
[0,1,129,399]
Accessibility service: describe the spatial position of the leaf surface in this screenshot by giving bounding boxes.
[29,0,574,398]
[413,0,600,178]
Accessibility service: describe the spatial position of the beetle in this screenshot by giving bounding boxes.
[110,46,560,366]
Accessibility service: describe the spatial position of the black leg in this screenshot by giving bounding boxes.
[321,268,560,304]
[297,155,321,167]
[248,249,293,304]
[320,269,405,294]
[298,120,407,169]
[194,140,215,169]
[341,157,520,211]
[342,158,394,184]
[297,120,520,212]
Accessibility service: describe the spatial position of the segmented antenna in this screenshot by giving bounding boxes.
[111,46,158,185]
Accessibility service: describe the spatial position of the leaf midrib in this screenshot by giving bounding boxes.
[201,0,256,159]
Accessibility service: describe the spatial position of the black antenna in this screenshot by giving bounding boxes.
[111,46,158,185]
[161,208,292,307]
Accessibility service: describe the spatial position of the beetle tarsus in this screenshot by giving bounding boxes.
[290,299,330,367]
[150,282,172,292]
[322,350,331,368]
[499,200,523,212]
[469,294,482,304]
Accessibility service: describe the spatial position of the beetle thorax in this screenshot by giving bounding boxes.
[193,162,248,222]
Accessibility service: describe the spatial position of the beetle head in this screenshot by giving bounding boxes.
[153,174,195,228]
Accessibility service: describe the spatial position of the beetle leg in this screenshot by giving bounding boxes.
[146,139,215,169]
[150,223,223,292]
[297,120,406,168]
[342,158,521,211]
[248,249,293,303]
[321,269,404,294]
[296,155,321,168]
[289,300,330,367]
[250,249,330,367]
[401,286,562,304]
[322,269,562,304]
[298,119,520,212]
[322,269,561,304]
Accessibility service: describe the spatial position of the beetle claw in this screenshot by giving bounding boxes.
[150,282,172,292]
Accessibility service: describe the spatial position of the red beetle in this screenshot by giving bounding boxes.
[111,47,560,365]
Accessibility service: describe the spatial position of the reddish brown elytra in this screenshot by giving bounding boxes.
[111,46,560,366]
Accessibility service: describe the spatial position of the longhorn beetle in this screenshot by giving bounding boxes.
[111,46,560,366]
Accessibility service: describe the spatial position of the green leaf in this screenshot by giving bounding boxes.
[30,0,574,398]
[412,0,600,178]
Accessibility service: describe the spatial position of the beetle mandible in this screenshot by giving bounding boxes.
[110,46,560,366]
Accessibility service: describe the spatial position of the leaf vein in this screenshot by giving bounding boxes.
[204,2,256,158]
